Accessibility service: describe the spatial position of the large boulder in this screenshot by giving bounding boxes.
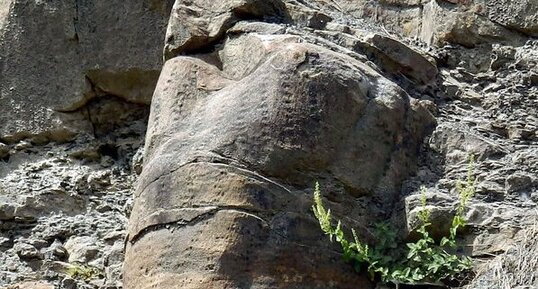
[0,0,174,142]
[124,14,435,288]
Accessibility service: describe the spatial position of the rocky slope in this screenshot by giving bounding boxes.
[0,0,536,289]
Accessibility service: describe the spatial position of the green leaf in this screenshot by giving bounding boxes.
[311,179,474,286]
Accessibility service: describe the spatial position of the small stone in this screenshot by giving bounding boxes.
[14,140,32,151]
[46,239,68,260]
[43,260,71,273]
[0,202,16,220]
[0,237,12,248]
[64,236,100,264]
[505,173,534,193]
[104,242,124,265]
[103,231,125,244]
[528,72,538,86]
[507,126,523,140]
[308,12,332,30]
[27,238,49,249]
[100,155,115,168]
[104,263,123,286]
[61,277,77,289]
[0,142,9,158]
[96,204,113,213]
[14,242,43,260]
[131,147,144,175]
[87,171,111,191]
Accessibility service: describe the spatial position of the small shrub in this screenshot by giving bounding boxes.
[312,157,476,286]
[65,264,102,281]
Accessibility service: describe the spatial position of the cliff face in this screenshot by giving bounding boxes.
[0,1,536,289]
[0,1,173,288]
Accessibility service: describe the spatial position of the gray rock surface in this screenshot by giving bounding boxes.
[0,0,536,288]
[0,1,161,288]
[0,131,144,288]
[0,0,173,143]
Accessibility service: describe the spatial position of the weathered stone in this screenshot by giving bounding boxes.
[0,0,536,288]
[0,0,173,142]
[286,3,332,30]
[45,239,68,261]
[486,0,538,37]
[420,1,521,47]
[0,237,11,248]
[334,0,530,47]
[60,278,77,289]
[336,0,425,37]
[12,189,86,221]
[0,202,16,220]
[505,173,535,194]
[405,189,457,238]
[490,44,516,70]
[14,243,43,260]
[429,123,506,164]
[64,236,100,264]
[0,142,9,159]
[164,0,289,59]
[228,21,286,35]
[470,221,538,288]
[366,34,438,84]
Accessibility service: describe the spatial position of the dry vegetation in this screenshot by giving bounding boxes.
[468,210,538,289]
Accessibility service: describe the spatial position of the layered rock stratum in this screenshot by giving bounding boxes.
[0,0,536,289]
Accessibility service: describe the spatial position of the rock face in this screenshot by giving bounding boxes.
[0,0,174,142]
[336,0,535,46]
[0,0,537,289]
[0,0,173,288]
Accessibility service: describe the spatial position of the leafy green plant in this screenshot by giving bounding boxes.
[312,157,476,286]
[65,264,102,281]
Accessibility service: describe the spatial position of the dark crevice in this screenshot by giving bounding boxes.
[86,105,97,139]
[57,72,155,114]
[98,143,119,160]
[72,0,80,42]
[134,157,224,198]
[128,206,269,245]
[368,1,424,10]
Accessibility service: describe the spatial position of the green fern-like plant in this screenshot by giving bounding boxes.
[312,156,476,285]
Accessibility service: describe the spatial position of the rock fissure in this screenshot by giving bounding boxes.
[127,205,270,245]
[72,0,80,42]
[134,156,236,198]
